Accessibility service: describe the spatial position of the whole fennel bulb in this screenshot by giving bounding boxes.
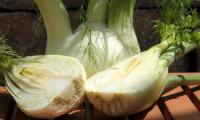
[2,55,86,118]
[35,0,140,77]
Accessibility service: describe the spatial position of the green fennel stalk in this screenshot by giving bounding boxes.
[166,73,200,89]
[35,0,72,54]
[87,0,109,23]
[108,0,139,55]
[35,0,140,77]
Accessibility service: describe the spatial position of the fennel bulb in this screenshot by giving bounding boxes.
[2,55,86,119]
[85,0,200,116]
[85,46,168,116]
[35,0,140,77]
[85,41,197,116]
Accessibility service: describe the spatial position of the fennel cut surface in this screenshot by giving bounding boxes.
[4,55,87,119]
[85,47,168,116]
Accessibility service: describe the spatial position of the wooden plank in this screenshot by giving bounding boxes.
[190,86,200,101]
[0,87,7,94]
[181,86,200,112]
[163,87,200,120]
[157,98,173,120]
[144,105,165,120]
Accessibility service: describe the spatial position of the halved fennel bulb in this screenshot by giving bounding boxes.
[4,55,86,119]
[85,0,200,116]
[85,47,168,116]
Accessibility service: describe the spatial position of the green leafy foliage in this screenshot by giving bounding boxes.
[0,37,19,72]
[155,0,200,59]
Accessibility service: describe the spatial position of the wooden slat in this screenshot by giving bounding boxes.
[164,87,200,120]
[181,86,200,112]
[128,104,155,120]
[144,105,165,120]
[162,87,185,101]
[0,87,7,94]
[190,86,200,101]
[157,98,173,120]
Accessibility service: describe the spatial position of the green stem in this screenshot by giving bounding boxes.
[149,39,197,72]
[0,65,11,73]
[87,0,109,24]
[35,0,72,54]
[165,73,200,90]
[159,42,197,67]
[108,0,140,55]
[108,0,135,29]
[0,55,13,73]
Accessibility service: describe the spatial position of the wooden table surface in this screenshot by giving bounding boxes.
[0,85,200,120]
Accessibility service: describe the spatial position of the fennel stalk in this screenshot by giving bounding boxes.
[35,0,140,77]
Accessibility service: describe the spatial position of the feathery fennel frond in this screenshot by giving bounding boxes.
[80,0,103,68]
[156,0,199,40]
[154,0,200,65]
[0,37,19,72]
[155,0,200,53]
[0,37,19,58]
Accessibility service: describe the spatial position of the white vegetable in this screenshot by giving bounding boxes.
[4,55,86,119]
[85,45,168,116]
[35,0,140,77]
[85,0,200,116]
